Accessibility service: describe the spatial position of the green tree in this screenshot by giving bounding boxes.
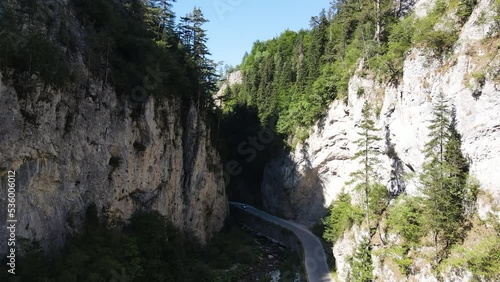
[441,109,470,245]
[387,196,426,246]
[349,100,382,233]
[147,0,177,43]
[179,7,218,109]
[308,9,329,79]
[179,7,209,59]
[420,92,451,263]
[420,93,472,263]
[322,192,364,243]
[351,237,374,282]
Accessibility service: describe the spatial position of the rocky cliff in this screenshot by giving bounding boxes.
[0,70,228,253]
[214,70,243,106]
[262,0,499,280]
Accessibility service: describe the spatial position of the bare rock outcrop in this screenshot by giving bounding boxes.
[0,72,228,254]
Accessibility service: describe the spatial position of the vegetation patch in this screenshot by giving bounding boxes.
[221,0,471,143]
[0,0,220,118]
[440,216,500,280]
[322,192,364,244]
[0,208,263,282]
[387,196,427,247]
[351,237,374,282]
[319,92,485,280]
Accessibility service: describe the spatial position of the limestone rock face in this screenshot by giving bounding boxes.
[263,0,499,224]
[215,70,243,106]
[0,73,228,254]
[261,0,499,280]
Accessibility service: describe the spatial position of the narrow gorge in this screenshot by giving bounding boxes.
[221,0,500,281]
[0,0,499,281]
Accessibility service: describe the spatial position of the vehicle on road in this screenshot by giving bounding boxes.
[242,204,247,209]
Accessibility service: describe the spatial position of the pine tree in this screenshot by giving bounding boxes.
[178,7,218,110]
[308,9,329,79]
[351,237,374,282]
[441,108,469,245]
[179,7,209,58]
[149,0,177,42]
[142,0,177,46]
[349,100,382,234]
[420,93,471,263]
[421,92,451,263]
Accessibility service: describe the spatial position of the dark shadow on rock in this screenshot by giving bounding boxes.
[385,124,406,197]
[219,105,287,208]
[219,105,328,226]
[261,152,327,226]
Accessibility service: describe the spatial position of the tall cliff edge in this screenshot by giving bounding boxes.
[261,0,499,280]
[0,71,228,253]
[0,0,228,254]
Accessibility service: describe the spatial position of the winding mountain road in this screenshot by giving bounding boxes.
[230,202,333,282]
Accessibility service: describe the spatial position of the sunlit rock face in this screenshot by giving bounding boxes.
[261,0,499,280]
[263,0,499,225]
[0,72,228,254]
[0,73,228,254]
[0,0,229,256]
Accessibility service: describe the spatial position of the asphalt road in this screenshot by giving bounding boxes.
[230,202,333,282]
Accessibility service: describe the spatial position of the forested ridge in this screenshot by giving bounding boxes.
[0,0,219,112]
[223,0,500,141]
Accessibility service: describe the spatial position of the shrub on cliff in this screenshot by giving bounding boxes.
[323,192,364,244]
[351,237,374,282]
[387,196,426,247]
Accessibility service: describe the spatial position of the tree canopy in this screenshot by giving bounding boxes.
[222,0,474,141]
[0,0,219,113]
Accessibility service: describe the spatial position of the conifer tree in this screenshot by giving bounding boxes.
[420,92,451,263]
[441,108,470,245]
[420,93,471,263]
[178,14,193,48]
[179,7,209,59]
[350,100,382,234]
[178,7,217,109]
[149,0,177,42]
[351,237,374,282]
[308,9,329,79]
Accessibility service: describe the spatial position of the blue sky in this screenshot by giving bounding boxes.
[172,0,331,67]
